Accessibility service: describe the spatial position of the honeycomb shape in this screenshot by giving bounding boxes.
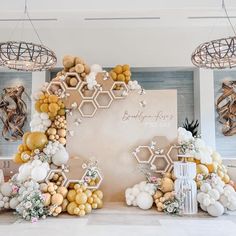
[150,155,171,174]
[46,81,66,96]
[166,145,179,172]
[64,179,83,189]
[81,169,103,189]
[133,146,154,164]
[96,72,114,91]
[78,82,98,99]
[110,81,129,99]
[94,91,113,109]
[45,169,67,187]
[78,100,97,118]
[62,72,82,90]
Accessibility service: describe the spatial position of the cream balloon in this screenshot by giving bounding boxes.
[136,192,153,210]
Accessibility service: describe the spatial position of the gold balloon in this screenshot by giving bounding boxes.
[67,190,76,202]
[85,203,92,213]
[14,153,24,164]
[75,193,87,205]
[26,132,48,150]
[20,150,31,162]
[67,202,77,215]
[93,190,103,199]
[51,193,64,205]
[22,132,31,145]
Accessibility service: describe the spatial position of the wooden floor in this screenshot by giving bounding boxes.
[1,202,236,236]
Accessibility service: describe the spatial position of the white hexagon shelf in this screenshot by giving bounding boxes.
[46,81,66,96]
[133,146,154,164]
[110,81,129,99]
[166,145,180,172]
[64,179,83,189]
[78,100,97,118]
[63,72,82,90]
[45,169,67,187]
[81,169,103,190]
[94,91,113,109]
[150,155,171,174]
[78,82,98,99]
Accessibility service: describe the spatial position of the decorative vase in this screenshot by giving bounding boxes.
[174,160,198,215]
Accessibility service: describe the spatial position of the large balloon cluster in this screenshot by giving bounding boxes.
[125,128,236,217]
[0,56,107,222]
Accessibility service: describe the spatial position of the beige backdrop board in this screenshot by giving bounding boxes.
[66,90,177,202]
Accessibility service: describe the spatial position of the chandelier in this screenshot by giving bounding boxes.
[0,0,57,71]
[191,0,236,69]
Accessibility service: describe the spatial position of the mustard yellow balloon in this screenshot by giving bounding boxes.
[22,132,31,145]
[21,150,31,162]
[26,132,48,150]
[14,153,24,164]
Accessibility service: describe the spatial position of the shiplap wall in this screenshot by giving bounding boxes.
[132,70,194,126]
[0,72,32,157]
[51,69,194,126]
[214,71,236,157]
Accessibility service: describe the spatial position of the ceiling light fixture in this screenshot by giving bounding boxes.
[191,0,236,69]
[0,0,57,71]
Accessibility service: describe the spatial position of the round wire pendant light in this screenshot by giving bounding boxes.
[191,36,236,69]
[0,41,57,71]
[191,0,236,69]
[0,0,57,71]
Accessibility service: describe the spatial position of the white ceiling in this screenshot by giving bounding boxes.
[0,0,236,29]
[1,0,236,68]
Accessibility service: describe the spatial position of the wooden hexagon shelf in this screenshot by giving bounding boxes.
[94,91,113,109]
[46,81,66,96]
[78,82,98,99]
[45,169,67,187]
[95,72,114,91]
[133,146,154,164]
[166,145,179,172]
[81,169,103,190]
[150,155,171,174]
[62,72,82,90]
[110,81,129,99]
[78,100,97,118]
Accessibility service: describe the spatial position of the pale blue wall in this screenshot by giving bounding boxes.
[132,70,194,126]
[0,72,32,156]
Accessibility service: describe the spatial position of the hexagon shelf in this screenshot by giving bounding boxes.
[78,82,98,99]
[63,72,82,90]
[96,72,114,91]
[47,81,66,96]
[133,146,154,164]
[150,155,171,174]
[94,91,113,109]
[45,169,67,187]
[78,100,97,118]
[81,169,103,190]
[110,81,129,99]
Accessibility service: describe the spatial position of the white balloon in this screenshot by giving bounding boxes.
[208,189,220,201]
[52,147,69,166]
[207,202,224,217]
[90,64,103,73]
[31,160,43,167]
[136,192,153,210]
[31,166,48,182]
[0,183,12,197]
[40,112,49,120]
[9,198,19,209]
